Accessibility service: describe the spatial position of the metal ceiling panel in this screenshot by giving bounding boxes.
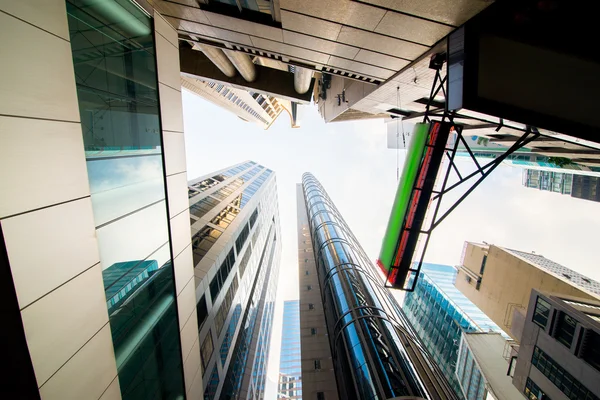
[280,10,342,41]
[283,31,360,60]
[353,49,409,72]
[337,26,428,60]
[280,0,386,31]
[358,0,493,27]
[374,11,453,46]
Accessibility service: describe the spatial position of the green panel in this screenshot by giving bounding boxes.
[378,123,430,273]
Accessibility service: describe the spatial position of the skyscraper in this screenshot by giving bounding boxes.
[513,290,600,399]
[297,173,458,400]
[181,76,299,129]
[278,300,302,399]
[402,263,504,398]
[455,242,600,340]
[1,1,202,398]
[522,170,600,203]
[189,161,281,400]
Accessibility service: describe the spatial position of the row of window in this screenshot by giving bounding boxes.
[188,174,226,198]
[531,346,598,400]
[236,224,250,254]
[240,170,270,208]
[222,162,254,178]
[212,83,268,124]
[190,196,220,222]
[191,197,243,266]
[211,201,241,230]
[220,304,243,366]
[215,275,239,336]
[238,244,253,279]
[192,225,222,266]
[524,377,551,400]
[210,248,236,301]
[533,296,600,372]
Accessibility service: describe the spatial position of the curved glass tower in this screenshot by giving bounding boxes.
[300,173,455,400]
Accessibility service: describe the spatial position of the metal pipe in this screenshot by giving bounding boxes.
[294,67,312,94]
[194,44,236,78]
[223,49,257,82]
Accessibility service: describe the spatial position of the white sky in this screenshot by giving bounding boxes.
[182,89,600,399]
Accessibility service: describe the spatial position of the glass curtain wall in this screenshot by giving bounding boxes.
[301,173,429,400]
[66,1,185,398]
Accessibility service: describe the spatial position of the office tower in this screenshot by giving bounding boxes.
[402,263,504,398]
[0,1,200,399]
[456,332,523,400]
[455,242,600,341]
[297,173,458,400]
[513,290,600,400]
[523,169,574,195]
[572,175,600,202]
[181,77,299,129]
[277,300,302,399]
[189,161,281,400]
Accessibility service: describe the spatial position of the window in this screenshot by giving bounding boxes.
[196,295,208,331]
[190,196,220,221]
[201,332,214,370]
[480,255,487,274]
[524,377,550,400]
[311,328,317,335]
[308,303,314,310]
[214,275,239,336]
[531,346,597,400]
[249,208,259,228]
[209,248,236,301]
[192,225,223,266]
[582,330,600,372]
[305,259,309,263]
[314,360,321,370]
[307,285,312,291]
[317,392,325,400]
[238,245,252,278]
[235,224,250,253]
[533,297,552,329]
[305,270,309,275]
[555,312,578,348]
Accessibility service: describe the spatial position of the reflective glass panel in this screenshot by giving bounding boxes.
[66,1,184,398]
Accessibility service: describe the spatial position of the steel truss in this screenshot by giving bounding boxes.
[385,65,541,291]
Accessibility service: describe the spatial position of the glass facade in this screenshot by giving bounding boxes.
[402,264,503,399]
[278,300,302,399]
[66,1,184,398]
[301,173,430,400]
[190,163,281,400]
[532,346,599,400]
[455,339,486,400]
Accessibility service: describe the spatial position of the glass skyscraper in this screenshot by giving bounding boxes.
[278,300,302,399]
[402,263,503,399]
[297,173,459,400]
[0,1,210,398]
[190,161,282,400]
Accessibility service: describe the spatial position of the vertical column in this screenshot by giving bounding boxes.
[153,11,202,400]
[0,1,119,399]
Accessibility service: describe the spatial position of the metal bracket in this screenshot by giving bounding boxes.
[384,65,540,292]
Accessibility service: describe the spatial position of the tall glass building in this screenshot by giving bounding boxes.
[402,263,503,399]
[278,300,302,399]
[0,0,206,398]
[0,4,281,398]
[190,161,282,400]
[297,173,459,400]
